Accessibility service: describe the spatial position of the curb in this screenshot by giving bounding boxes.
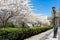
[24,29,53,40]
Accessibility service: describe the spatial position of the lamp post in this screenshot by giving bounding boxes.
[52,7,58,38]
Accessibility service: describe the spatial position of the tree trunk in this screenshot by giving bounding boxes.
[22,22,25,28]
[32,24,34,27]
[2,21,7,28]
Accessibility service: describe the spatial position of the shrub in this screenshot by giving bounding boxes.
[0,26,53,40]
[6,22,19,28]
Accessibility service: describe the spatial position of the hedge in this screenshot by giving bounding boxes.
[0,26,53,40]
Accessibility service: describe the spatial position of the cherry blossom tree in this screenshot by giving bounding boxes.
[0,0,33,27]
[0,9,15,27]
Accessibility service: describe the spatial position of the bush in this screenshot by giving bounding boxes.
[6,22,19,28]
[0,26,53,40]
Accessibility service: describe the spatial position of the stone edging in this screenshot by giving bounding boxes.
[24,29,53,40]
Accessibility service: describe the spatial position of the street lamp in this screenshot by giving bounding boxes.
[52,7,58,38]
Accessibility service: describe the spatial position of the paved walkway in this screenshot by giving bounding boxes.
[24,29,53,40]
[45,32,58,40]
[24,29,59,40]
[58,28,60,40]
[24,28,60,40]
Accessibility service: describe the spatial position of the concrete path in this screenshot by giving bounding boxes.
[24,29,53,40]
[24,28,60,40]
[58,28,60,40]
[45,32,58,40]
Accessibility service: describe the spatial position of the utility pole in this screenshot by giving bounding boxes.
[52,7,58,38]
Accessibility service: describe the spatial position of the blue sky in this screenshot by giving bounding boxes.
[31,0,60,17]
